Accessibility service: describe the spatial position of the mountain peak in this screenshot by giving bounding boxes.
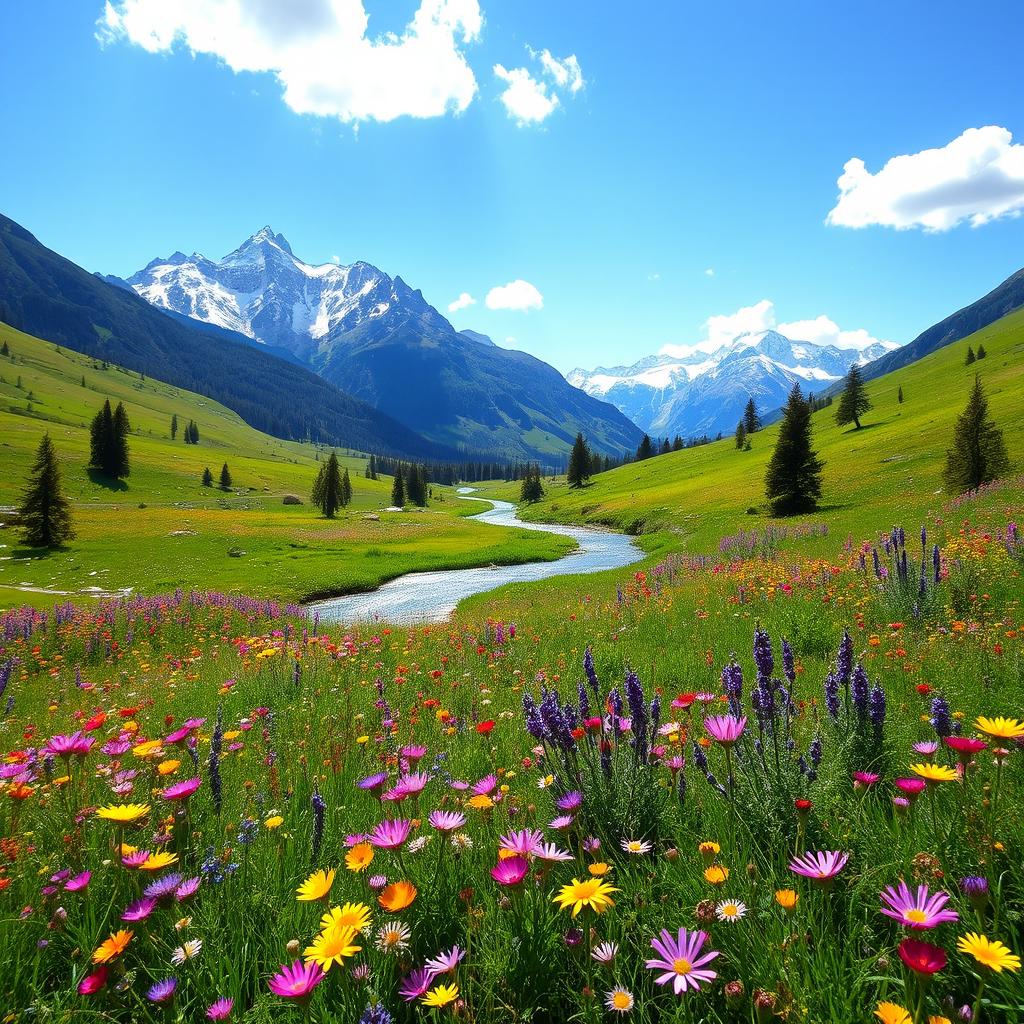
[245,226,294,256]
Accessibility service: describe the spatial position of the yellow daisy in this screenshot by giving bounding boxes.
[704,865,729,885]
[553,878,618,917]
[975,716,1024,741]
[874,1003,911,1024]
[96,803,151,824]
[957,932,1021,972]
[140,851,179,871]
[910,763,959,783]
[345,842,374,873]
[304,924,361,971]
[296,868,335,902]
[320,902,373,935]
[421,983,459,1008]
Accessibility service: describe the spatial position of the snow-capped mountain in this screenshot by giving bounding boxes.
[126,226,451,362]
[121,228,643,459]
[568,330,900,440]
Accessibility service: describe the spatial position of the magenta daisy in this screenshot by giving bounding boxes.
[121,897,157,921]
[491,856,529,886]
[64,871,91,892]
[399,967,435,1001]
[789,850,849,884]
[499,828,545,857]
[267,960,325,1000]
[43,731,95,759]
[879,882,959,929]
[645,927,720,994]
[160,778,202,801]
[703,715,747,746]
[429,810,466,832]
[206,997,234,1020]
[472,774,497,796]
[369,819,411,849]
[424,945,465,975]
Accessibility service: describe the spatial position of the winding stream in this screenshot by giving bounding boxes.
[309,492,642,625]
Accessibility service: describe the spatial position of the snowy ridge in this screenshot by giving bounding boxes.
[569,329,901,439]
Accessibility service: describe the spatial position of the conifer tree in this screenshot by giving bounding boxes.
[0,340,8,357]
[660,438,671,455]
[171,414,178,440]
[201,467,213,487]
[567,433,592,487]
[743,398,761,434]
[835,363,872,430]
[897,385,903,404]
[406,465,425,507]
[943,376,1010,493]
[976,344,987,360]
[219,463,232,490]
[765,385,824,515]
[112,402,131,478]
[341,467,352,507]
[965,346,976,365]
[735,420,746,449]
[635,434,653,462]
[391,465,406,507]
[520,464,545,503]
[672,435,684,451]
[312,451,343,517]
[19,434,74,548]
[89,399,114,472]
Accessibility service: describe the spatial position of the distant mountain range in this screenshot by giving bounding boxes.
[0,214,449,461]
[569,330,900,439]
[116,228,642,459]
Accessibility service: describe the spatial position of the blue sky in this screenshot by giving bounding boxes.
[2,0,1023,372]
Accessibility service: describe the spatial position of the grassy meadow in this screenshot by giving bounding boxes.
[0,322,573,608]
[1,311,1023,1022]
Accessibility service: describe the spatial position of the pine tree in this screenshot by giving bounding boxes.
[735,420,746,449]
[520,464,545,503]
[943,376,1010,493]
[672,435,684,451]
[660,438,671,455]
[567,433,592,488]
[765,385,824,515]
[89,399,114,473]
[391,465,406,507]
[219,463,232,490]
[369,454,378,480]
[0,341,8,356]
[201,467,213,487]
[897,385,903,404]
[976,344,987,360]
[112,402,131,478]
[341,467,352,507]
[635,434,653,462]
[834,363,872,430]
[965,346,976,365]
[19,434,74,548]
[312,452,343,516]
[743,398,761,434]
[171,414,178,440]
[406,465,425,507]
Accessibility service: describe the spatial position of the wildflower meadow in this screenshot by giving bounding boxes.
[1,514,1023,1023]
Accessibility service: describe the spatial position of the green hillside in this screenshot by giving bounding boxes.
[0,322,572,607]
[512,307,1024,554]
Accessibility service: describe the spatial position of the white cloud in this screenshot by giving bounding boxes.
[659,300,893,358]
[485,279,544,311]
[330,254,341,264]
[827,125,1024,231]
[447,291,476,312]
[703,267,715,277]
[98,0,483,124]
[494,46,584,126]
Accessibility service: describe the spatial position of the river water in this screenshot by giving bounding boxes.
[308,492,642,625]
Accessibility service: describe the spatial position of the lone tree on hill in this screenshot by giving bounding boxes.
[835,363,872,430]
[898,385,903,404]
[201,467,213,487]
[735,420,746,449]
[943,376,1010,493]
[19,434,75,548]
[965,346,976,365]
[635,434,653,462]
[567,433,592,487]
[170,414,178,440]
[89,399,131,478]
[520,464,544,503]
[312,451,344,517]
[391,465,406,507]
[743,398,761,434]
[765,384,824,516]
[219,463,232,490]
[976,344,987,360]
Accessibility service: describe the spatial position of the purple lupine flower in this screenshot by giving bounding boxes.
[583,647,599,695]
[311,787,326,863]
[809,734,823,768]
[781,639,796,685]
[577,683,590,722]
[721,659,743,715]
[209,705,223,814]
[929,696,953,738]
[836,629,853,686]
[753,626,774,682]
[872,547,882,578]
[691,739,709,773]
[869,683,886,733]
[522,692,545,741]
[358,1004,395,1024]
[851,663,869,719]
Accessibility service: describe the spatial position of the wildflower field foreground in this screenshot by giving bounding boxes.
[1,511,1023,1023]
